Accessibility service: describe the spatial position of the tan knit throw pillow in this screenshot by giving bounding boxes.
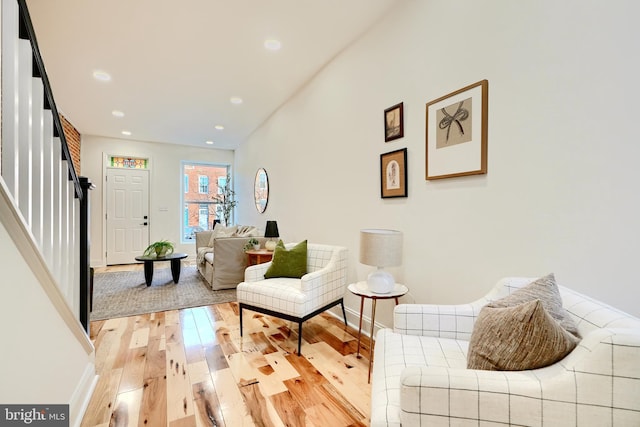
[467,299,580,370]
[490,273,580,338]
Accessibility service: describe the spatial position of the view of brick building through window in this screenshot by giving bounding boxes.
[183,163,229,241]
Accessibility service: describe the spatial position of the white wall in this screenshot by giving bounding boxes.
[81,135,234,266]
[235,0,640,330]
[0,219,94,426]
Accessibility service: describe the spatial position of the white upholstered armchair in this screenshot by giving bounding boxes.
[371,277,640,426]
[237,243,348,355]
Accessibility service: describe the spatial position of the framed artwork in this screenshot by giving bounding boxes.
[384,102,404,142]
[380,148,407,198]
[425,79,488,180]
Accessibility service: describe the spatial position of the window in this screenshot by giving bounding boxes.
[181,162,230,242]
[199,175,209,194]
[217,176,227,194]
[198,205,208,230]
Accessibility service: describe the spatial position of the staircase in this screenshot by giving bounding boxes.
[1,0,92,331]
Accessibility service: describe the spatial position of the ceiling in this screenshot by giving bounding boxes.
[26,0,398,151]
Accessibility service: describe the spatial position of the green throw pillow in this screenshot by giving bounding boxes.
[264,240,308,279]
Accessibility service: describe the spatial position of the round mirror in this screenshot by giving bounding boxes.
[254,168,269,213]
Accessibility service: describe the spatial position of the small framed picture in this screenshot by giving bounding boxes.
[380,148,407,198]
[384,102,404,142]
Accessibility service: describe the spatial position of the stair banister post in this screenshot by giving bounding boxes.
[79,176,95,333]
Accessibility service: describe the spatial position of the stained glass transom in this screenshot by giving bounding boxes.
[110,156,148,169]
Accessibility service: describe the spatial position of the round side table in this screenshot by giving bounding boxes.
[245,249,273,266]
[348,281,408,383]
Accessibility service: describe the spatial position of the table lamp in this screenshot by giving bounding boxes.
[359,229,402,293]
[264,220,279,251]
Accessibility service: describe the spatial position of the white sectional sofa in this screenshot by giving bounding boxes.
[370,276,640,426]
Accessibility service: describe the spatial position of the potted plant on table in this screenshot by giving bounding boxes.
[143,240,175,257]
[244,238,260,251]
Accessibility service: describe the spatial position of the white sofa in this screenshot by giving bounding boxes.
[371,277,640,426]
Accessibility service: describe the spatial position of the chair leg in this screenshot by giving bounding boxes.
[297,321,303,356]
[340,300,347,327]
[239,305,244,337]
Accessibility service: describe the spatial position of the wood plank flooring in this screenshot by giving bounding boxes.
[82,265,373,427]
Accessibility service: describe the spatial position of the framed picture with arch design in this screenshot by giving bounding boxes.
[380,148,407,198]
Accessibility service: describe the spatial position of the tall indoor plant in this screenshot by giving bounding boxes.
[213,173,237,226]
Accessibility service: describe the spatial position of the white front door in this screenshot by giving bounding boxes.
[106,168,150,265]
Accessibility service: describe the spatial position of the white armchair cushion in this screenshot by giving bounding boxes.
[237,277,305,317]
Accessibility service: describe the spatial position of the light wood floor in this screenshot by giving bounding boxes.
[82,264,373,427]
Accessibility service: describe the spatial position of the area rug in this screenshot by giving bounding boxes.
[90,266,236,321]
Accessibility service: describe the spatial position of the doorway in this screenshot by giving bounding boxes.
[105,168,150,265]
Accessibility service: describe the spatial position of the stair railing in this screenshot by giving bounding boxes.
[1,0,92,333]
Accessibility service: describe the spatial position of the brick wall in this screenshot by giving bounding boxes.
[60,114,81,175]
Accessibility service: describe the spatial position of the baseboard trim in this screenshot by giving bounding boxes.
[326,305,391,339]
[69,363,98,427]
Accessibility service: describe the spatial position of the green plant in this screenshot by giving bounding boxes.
[243,238,260,251]
[212,173,237,226]
[143,240,174,257]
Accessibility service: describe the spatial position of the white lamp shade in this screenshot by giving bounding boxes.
[359,229,403,267]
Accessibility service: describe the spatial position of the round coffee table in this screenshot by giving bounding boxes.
[134,252,188,286]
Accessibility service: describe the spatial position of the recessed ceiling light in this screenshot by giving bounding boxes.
[264,39,282,51]
[112,110,125,118]
[92,70,111,82]
[230,96,243,105]
[205,140,214,145]
[215,125,224,130]
[121,130,131,136]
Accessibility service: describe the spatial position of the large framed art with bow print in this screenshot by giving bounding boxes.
[425,79,488,180]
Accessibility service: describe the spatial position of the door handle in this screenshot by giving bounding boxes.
[140,222,148,226]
